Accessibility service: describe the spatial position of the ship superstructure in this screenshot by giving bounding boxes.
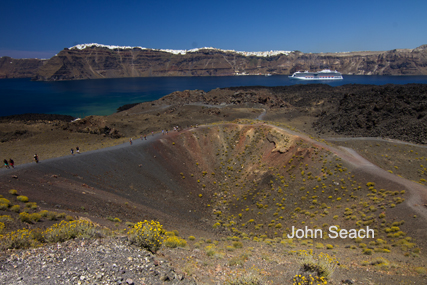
[289,69,343,80]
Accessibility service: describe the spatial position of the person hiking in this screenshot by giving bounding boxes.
[3,159,9,169]
[130,138,133,145]
[71,148,74,155]
[9,158,14,168]
[144,135,147,140]
[34,154,39,163]
[76,146,80,154]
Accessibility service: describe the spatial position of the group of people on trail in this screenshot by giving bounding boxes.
[3,158,14,169]
[131,126,183,145]
[70,146,80,155]
[162,126,181,135]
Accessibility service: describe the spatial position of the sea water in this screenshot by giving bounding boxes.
[1,75,427,118]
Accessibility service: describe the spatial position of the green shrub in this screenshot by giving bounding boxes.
[43,220,99,243]
[65,215,74,221]
[107,217,122,223]
[25,202,38,210]
[233,241,243,248]
[226,272,262,285]
[363,248,373,255]
[297,250,338,279]
[0,229,41,250]
[370,257,389,267]
[205,244,216,256]
[19,212,32,223]
[46,211,58,221]
[0,215,13,223]
[30,213,42,222]
[0,198,10,207]
[127,220,165,253]
[16,196,29,203]
[415,267,427,274]
[226,245,235,251]
[10,205,20,213]
[164,236,187,248]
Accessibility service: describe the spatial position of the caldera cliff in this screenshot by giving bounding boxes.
[2,44,427,80]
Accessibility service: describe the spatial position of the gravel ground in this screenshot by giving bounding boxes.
[0,237,196,285]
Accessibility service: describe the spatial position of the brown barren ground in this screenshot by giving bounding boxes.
[1,84,427,284]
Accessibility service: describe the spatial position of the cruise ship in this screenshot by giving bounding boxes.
[289,69,343,80]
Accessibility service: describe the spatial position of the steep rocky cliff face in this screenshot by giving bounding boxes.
[32,44,427,81]
[0,57,45,78]
[3,44,427,80]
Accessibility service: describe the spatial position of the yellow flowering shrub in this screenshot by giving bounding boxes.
[19,212,32,223]
[127,220,165,253]
[164,235,187,248]
[16,196,29,203]
[0,215,13,223]
[43,220,98,243]
[0,229,41,250]
[0,198,10,210]
[0,198,10,205]
[30,213,42,222]
[293,274,328,285]
[0,222,5,234]
[296,249,338,280]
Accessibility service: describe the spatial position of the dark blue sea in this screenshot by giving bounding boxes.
[1,75,427,118]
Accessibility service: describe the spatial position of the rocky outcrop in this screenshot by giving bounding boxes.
[0,56,45,78]
[31,44,427,81]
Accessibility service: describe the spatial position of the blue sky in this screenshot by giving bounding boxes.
[1,0,426,58]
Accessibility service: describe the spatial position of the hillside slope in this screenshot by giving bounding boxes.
[1,123,427,283]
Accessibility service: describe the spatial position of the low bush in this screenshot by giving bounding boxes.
[297,249,338,280]
[164,236,187,248]
[16,196,29,203]
[43,220,100,243]
[292,274,327,285]
[18,212,32,223]
[0,215,13,223]
[0,229,41,250]
[205,244,216,256]
[10,205,20,213]
[30,213,42,222]
[226,271,262,285]
[127,220,165,253]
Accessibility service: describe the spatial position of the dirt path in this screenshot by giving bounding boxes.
[255,108,267,120]
[325,136,427,149]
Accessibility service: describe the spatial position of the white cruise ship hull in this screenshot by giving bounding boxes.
[289,69,343,80]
